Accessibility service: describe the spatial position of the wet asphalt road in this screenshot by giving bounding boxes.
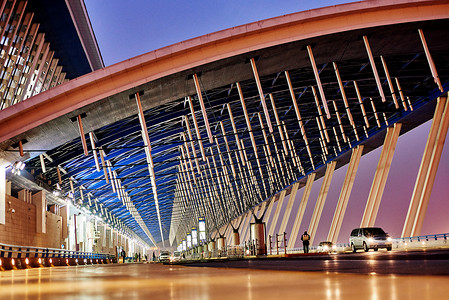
[183,249,449,275]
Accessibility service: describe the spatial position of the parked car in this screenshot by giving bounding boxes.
[170,251,182,262]
[349,227,392,252]
[159,251,171,262]
[317,241,335,253]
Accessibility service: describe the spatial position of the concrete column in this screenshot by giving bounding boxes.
[288,173,315,248]
[217,237,226,250]
[327,145,364,244]
[0,166,5,225]
[254,222,266,255]
[232,228,240,246]
[403,95,449,237]
[308,161,336,245]
[268,189,287,238]
[361,123,402,227]
[278,182,300,235]
[61,205,69,240]
[208,240,216,252]
[32,191,46,233]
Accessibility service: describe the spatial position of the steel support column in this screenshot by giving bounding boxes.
[240,211,252,243]
[402,95,449,237]
[361,123,402,227]
[263,197,276,227]
[327,145,364,244]
[267,190,287,238]
[288,173,316,248]
[308,161,336,245]
[278,182,300,235]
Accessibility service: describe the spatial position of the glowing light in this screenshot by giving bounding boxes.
[49,258,53,264]
[38,258,42,264]
[66,259,69,264]
[11,259,15,266]
[25,258,29,265]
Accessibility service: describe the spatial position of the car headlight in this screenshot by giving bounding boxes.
[368,237,374,242]
[387,237,392,242]
[323,245,328,251]
[332,245,337,250]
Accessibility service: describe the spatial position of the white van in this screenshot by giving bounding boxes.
[349,227,392,252]
[159,251,171,262]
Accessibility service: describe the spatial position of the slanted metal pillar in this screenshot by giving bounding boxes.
[267,190,287,238]
[240,211,252,243]
[288,173,315,248]
[263,197,276,226]
[278,182,300,235]
[402,95,449,237]
[327,145,364,244]
[361,123,402,227]
[308,161,336,245]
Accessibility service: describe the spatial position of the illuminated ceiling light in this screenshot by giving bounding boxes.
[418,28,443,92]
[226,103,245,166]
[380,56,399,109]
[192,74,214,144]
[184,116,201,174]
[353,81,370,128]
[89,132,101,172]
[362,36,387,102]
[249,57,273,133]
[39,154,46,173]
[306,45,331,118]
[187,96,206,161]
[134,91,164,247]
[269,93,289,156]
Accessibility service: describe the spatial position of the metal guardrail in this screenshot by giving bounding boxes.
[178,233,449,262]
[394,233,448,242]
[0,242,114,260]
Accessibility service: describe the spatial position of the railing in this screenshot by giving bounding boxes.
[395,233,448,243]
[176,232,449,263]
[0,242,115,271]
[0,243,114,260]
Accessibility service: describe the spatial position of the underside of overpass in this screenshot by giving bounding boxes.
[0,0,448,248]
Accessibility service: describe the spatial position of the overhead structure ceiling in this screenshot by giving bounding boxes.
[3,3,448,247]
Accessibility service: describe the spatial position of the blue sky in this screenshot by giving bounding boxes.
[85,0,349,66]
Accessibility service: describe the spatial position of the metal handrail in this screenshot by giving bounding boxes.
[0,242,114,260]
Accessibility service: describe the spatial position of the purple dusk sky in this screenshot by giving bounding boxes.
[84,0,448,245]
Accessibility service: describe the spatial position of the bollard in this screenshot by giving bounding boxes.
[276,234,279,255]
[284,232,287,255]
[269,235,272,255]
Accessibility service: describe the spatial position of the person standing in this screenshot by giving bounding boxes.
[301,231,311,253]
[121,249,126,263]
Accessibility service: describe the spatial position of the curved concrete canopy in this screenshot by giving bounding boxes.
[1,0,448,246]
